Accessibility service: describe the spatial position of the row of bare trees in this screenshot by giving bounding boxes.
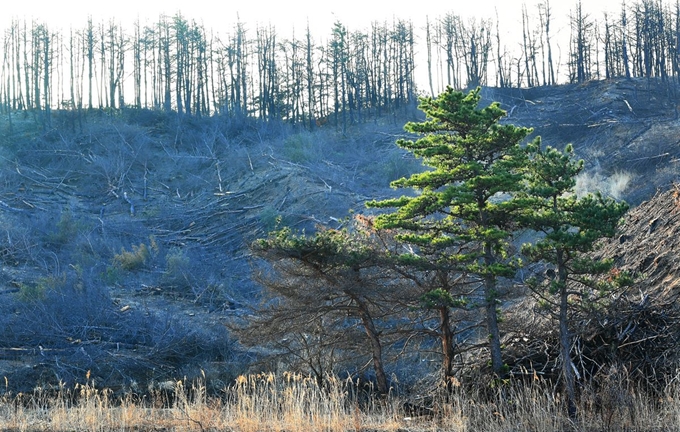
[2,1,680,127]
[0,15,416,130]
[425,0,680,90]
[509,0,680,87]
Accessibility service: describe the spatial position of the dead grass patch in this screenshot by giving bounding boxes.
[2,373,680,431]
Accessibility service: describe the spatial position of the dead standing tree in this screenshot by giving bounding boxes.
[569,1,595,83]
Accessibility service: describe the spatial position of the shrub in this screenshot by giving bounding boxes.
[282,133,314,163]
[16,282,47,302]
[162,247,191,288]
[49,209,82,246]
[16,274,66,302]
[379,151,418,182]
[259,206,281,233]
[102,265,122,285]
[113,243,151,271]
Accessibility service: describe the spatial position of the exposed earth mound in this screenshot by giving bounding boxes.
[597,185,680,298]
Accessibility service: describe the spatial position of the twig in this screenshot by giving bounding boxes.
[215,159,223,193]
[628,153,670,162]
[247,150,254,171]
[123,192,135,216]
[0,200,28,214]
[143,162,148,201]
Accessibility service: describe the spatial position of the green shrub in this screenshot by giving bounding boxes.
[16,275,66,302]
[16,282,47,302]
[49,209,81,246]
[380,151,417,182]
[259,206,281,233]
[102,265,122,285]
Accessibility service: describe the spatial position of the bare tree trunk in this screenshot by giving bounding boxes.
[161,18,172,112]
[132,20,141,108]
[426,17,435,97]
[99,23,107,108]
[622,4,632,78]
[495,10,506,88]
[85,18,94,109]
[237,20,248,115]
[522,5,534,87]
[175,15,186,115]
[22,22,31,109]
[11,21,24,110]
[538,1,553,85]
[304,25,316,128]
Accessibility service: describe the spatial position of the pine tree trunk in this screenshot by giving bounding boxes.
[484,275,504,376]
[558,250,577,418]
[440,306,457,388]
[483,241,504,376]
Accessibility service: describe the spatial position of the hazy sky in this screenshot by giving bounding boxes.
[6,0,622,36]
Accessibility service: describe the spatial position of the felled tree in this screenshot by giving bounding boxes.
[244,223,401,394]
[519,140,629,417]
[368,87,531,377]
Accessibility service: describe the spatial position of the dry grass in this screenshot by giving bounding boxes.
[1,373,680,431]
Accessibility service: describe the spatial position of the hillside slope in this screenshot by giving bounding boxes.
[0,78,679,391]
[0,112,416,391]
[484,78,680,205]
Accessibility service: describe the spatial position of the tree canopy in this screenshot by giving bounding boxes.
[368,87,532,376]
[519,140,629,417]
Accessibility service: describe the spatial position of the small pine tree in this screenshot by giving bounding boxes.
[519,139,629,417]
[368,87,532,377]
[248,224,396,394]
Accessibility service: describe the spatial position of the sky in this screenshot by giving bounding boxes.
[5,0,622,37]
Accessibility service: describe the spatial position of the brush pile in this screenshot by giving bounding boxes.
[503,186,680,390]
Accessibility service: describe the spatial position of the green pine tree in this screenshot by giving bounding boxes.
[519,140,629,418]
[249,223,394,394]
[368,87,531,377]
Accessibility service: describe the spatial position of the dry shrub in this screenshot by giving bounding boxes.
[502,287,680,393]
[113,242,152,271]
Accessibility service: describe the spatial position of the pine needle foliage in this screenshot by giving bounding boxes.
[367,87,532,377]
[250,224,398,394]
[518,139,629,417]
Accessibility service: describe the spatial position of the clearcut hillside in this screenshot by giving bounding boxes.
[0,78,678,392]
